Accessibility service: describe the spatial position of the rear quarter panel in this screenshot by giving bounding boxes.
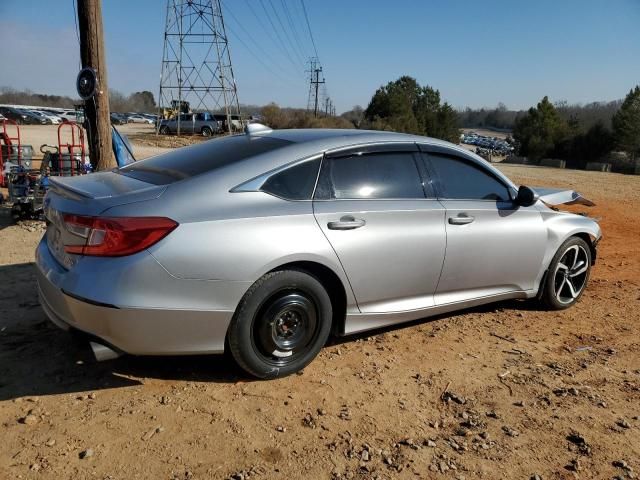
[106,188,359,311]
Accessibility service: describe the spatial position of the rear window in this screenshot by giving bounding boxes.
[119,135,292,185]
[261,158,320,200]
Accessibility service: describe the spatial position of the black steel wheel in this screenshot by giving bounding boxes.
[228,270,333,378]
[253,291,319,364]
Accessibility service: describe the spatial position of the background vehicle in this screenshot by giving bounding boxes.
[35,110,63,124]
[126,113,154,124]
[27,110,59,125]
[36,127,600,379]
[57,110,85,123]
[17,109,47,125]
[158,112,221,135]
[140,113,158,122]
[110,113,128,125]
[0,107,38,124]
[212,113,245,132]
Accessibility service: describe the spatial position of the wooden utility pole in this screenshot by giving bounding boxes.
[76,0,114,170]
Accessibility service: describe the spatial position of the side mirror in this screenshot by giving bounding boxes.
[515,185,539,207]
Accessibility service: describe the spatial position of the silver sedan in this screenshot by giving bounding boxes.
[36,125,601,378]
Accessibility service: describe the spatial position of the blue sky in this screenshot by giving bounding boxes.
[0,0,638,113]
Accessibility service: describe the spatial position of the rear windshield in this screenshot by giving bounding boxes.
[119,135,292,185]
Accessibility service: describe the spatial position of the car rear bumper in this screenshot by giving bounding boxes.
[35,238,246,355]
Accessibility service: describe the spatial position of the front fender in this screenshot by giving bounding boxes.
[535,209,602,289]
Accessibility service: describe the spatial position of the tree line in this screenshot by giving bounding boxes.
[338,77,639,172]
[260,76,461,144]
[513,89,640,170]
[4,80,639,170]
[0,86,157,113]
[458,100,623,132]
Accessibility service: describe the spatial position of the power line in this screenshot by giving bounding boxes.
[288,0,315,56]
[224,22,294,87]
[221,0,292,77]
[279,0,310,62]
[300,0,319,60]
[258,0,302,72]
[242,0,301,77]
[266,0,306,66]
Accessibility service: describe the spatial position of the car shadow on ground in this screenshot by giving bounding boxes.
[0,321,248,402]
[0,260,542,401]
[0,262,250,401]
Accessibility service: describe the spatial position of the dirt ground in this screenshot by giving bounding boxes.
[0,163,638,480]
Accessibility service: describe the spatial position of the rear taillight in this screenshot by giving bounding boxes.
[63,215,178,256]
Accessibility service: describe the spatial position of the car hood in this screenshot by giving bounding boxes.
[535,187,595,207]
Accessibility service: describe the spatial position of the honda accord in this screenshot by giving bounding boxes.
[36,125,601,378]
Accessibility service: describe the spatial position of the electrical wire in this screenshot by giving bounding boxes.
[266,0,305,66]
[299,0,319,60]
[279,0,310,61]
[224,22,296,87]
[221,0,293,77]
[71,0,81,45]
[258,0,302,72]
[242,0,302,76]
[71,0,82,70]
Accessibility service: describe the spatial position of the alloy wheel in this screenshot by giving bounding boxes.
[553,244,589,305]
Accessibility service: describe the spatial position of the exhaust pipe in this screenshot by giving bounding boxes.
[90,341,121,362]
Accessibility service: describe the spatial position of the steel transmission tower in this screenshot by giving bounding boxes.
[158,0,240,134]
[306,57,325,118]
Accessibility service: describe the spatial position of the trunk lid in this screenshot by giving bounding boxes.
[535,187,595,207]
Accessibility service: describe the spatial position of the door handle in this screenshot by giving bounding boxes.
[448,214,475,225]
[327,216,366,230]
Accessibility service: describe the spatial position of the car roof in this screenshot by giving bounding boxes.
[252,128,462,153]
[230,128,516,190]
[266,128,425,144]
[259,128,484,162]
[131,126,517,193]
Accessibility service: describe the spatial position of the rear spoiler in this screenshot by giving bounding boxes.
[534,187,595,207]
[48,176,93,199]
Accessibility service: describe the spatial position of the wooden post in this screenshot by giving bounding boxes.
[76,0,114,171]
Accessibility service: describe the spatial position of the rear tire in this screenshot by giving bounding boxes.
[228,270,332,379]
[540,236,592,310]
[159,125,169,135]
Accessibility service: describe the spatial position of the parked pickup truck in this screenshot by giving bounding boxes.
[158,112,222,136]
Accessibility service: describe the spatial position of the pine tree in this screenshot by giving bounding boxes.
[513,96,568,160]
[612,86,640,162]
[364,76,460,142]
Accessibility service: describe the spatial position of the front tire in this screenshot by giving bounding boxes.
[159,125,169,135]
[228,270,332,379]
[540,237,592,310]
[201,126,213,137]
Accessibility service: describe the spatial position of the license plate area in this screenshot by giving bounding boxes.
[45,209,77,270]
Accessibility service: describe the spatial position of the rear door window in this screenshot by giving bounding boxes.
[315,152,426,200]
